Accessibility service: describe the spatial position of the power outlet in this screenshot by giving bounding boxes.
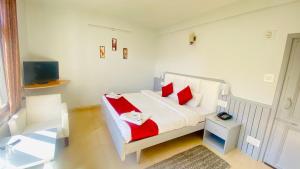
[217,100,228,108]
[246,136,260,147]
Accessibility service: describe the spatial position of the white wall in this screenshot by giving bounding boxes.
[20,1,157,108]
[155,2,300,105]
[16,0,28,59]
[18,1,300,107]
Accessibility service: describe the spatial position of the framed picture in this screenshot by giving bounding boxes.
[112,38,117,51]
[99,46,105,58]
[123,48,128,59]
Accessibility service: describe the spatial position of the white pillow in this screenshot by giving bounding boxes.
[199,81,221,113]
[186,92,202,107]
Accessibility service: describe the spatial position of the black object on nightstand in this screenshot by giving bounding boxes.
[217,112,232,120]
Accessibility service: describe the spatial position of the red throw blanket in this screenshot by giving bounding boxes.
[105,95,159,142]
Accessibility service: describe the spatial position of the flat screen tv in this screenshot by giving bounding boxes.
[23,61,59,85]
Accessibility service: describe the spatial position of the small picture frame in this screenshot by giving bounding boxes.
[123,48,128,59]
[99,46,105,58]
[112,38,117,51]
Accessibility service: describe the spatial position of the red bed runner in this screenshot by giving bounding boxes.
[105,95,159,142]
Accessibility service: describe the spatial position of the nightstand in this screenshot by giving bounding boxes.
[203,114,241,154]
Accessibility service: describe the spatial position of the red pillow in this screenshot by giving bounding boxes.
[161,83,173,97]
[177,86,193,105]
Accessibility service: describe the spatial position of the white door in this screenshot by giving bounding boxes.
[264,38,300,169]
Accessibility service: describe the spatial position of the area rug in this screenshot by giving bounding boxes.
[146,145,230,169]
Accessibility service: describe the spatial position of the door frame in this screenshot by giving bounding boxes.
[263,33,300,162]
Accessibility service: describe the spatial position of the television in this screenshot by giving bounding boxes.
[23,61,59,85]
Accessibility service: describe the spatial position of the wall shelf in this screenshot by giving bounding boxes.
[23,80,70,90]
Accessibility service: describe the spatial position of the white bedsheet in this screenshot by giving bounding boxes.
[102,90,212,143]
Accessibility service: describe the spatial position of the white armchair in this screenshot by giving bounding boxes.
[8,94,69,145]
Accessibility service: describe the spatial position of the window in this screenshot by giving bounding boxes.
[0,45,8,112]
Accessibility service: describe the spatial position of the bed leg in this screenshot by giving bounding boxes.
[136,150,141,163]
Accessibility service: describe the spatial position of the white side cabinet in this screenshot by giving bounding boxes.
[203,114,241,154]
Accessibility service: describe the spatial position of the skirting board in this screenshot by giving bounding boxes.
[71,105,100,112]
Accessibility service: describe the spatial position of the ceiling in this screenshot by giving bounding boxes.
[28,0,241,30]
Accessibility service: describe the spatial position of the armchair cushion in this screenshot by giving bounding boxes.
[23,120,60,134]
[8,94,69,139]
[26,94,62,124]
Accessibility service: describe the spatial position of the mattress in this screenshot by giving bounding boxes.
[102,90,213,143]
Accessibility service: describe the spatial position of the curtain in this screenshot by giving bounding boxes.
[0,0,22,115]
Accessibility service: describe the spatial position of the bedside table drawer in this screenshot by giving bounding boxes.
[205,120,227,139]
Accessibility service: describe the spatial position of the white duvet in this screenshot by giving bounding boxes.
[102,90,213,143]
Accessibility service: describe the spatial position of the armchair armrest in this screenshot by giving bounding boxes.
[7,108,27,135]
[61,103,69,138]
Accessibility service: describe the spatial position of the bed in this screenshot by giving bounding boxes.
[101,72,228,162]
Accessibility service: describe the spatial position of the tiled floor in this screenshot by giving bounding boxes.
[52,106,271,169]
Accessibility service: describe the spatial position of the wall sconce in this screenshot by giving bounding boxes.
[189,32,197,45]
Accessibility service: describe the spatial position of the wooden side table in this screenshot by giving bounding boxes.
[203,114,241,154]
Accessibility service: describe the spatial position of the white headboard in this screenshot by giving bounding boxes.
[163,72,229,113]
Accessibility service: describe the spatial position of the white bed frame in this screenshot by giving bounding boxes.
[101,72,226,162]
